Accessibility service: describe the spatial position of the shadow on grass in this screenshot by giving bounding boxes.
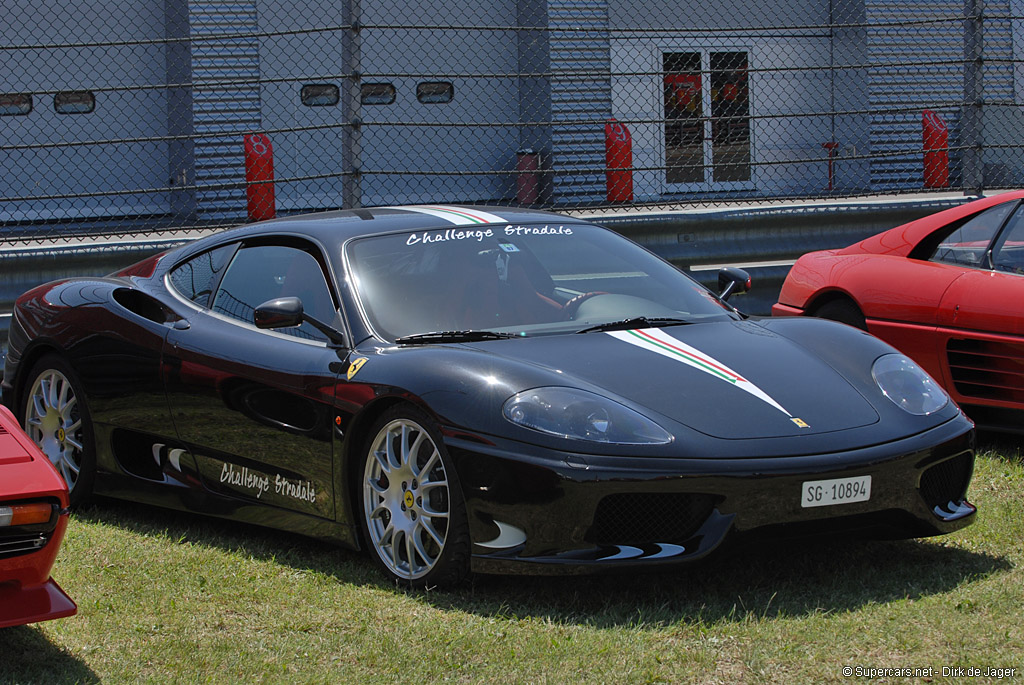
[70,496,1011,631]
[978,432,1024,464]
[0,624,99,683]
[447,536,1011,629]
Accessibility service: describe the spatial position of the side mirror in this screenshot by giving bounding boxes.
[255,297,304,329]
[717,267,751,301]
[254,297,347,346]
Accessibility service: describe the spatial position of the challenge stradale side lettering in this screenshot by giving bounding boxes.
[219,463,317,504]
[220,463,270,498]
[275,474,317,504]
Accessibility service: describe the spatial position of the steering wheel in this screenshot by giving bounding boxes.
[561,291,606,320]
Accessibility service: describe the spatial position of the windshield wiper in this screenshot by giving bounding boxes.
[395,330,522,345]
[576,316,693,334]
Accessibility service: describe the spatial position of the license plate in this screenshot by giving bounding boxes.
[801,475,872,508]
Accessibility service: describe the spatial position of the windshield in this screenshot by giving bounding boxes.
[345,222,738,341]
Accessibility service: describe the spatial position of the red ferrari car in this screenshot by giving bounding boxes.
[774,190,1024,431]
[0,403,76,628]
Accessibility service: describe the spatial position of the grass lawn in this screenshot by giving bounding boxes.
[2,436,1021,684]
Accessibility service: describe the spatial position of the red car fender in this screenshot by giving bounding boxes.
[775,249,848,311]
[0,404,77,628]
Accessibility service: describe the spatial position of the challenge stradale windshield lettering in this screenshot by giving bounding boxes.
[503,224,573,236]
[405,224,574,248]
[406,228,494,245]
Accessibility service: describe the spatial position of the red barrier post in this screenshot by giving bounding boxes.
[604,118,633,203]
[516,148,540,205]
[822,141,839,190]
[922,110,950,189]
[244,133,276,221]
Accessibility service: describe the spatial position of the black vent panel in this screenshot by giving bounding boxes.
[919,452,974,510]
[0,533,49,560]
[946,338,1024,403]
[587,492,716,545]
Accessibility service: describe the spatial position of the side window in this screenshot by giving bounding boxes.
[168,244,235,307]
[992,208,1024,274]
[54,90,95,114]
[930,203,1016,268]
[212,244,336,341]
[360,83,395,105]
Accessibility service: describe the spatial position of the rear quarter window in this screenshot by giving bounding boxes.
[168,244,236,307]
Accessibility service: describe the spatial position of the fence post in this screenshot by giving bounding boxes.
[343,0,362,209]
[963,0,985,195]
[165,0,196,221]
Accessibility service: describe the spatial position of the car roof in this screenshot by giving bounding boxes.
[193,205,591,251]
[842,190,1024,257]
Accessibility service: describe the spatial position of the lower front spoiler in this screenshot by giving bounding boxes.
[471,510,735,576]
[451,414,976,576]
[0,578,77,629]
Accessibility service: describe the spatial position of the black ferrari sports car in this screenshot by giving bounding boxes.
[2,205,976,586]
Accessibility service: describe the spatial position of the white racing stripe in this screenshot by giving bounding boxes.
[387,205,508,226]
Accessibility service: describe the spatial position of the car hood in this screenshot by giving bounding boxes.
[466,320,880,440]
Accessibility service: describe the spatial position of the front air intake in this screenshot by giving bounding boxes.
[919,452,974,510]
[0,533,49,559]
[586,492,716,545]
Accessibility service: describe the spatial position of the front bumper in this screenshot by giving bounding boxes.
[446,413,975,575]
[0,577,77,628]
[770,302,805,317]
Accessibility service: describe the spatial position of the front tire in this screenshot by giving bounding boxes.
[22,354,96,506]
[359,406,470,588]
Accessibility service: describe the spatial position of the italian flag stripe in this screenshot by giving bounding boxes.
[608,328,791,416]
[389,205,507,226]
[628,328,744,384]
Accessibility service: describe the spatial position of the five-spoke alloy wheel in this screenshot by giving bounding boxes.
[360,406,469,587]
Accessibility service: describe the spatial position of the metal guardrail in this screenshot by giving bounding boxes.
[0,196,972,374]
[0,237,196,372]
[598,195,968,314]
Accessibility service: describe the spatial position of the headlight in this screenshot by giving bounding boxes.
[872,354,948,415]
[503,387,672,444]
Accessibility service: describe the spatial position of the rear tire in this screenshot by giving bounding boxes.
[359,405,470,588]
[813,299,867,331]
[21,354,96,506]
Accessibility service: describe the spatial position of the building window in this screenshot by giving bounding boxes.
[55,90,95,114]
[360,83,395,106]
[416,81,453,104]
[664,50,750,185]
[301,84,339,107]
[0,93,32,116]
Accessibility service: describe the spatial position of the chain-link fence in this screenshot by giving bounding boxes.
[2,1,1022,243]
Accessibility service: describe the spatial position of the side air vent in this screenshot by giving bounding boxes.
[946,338,1024,403]
[112,288,174,324]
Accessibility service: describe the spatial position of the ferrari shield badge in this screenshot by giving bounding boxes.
[347,357,368,380]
